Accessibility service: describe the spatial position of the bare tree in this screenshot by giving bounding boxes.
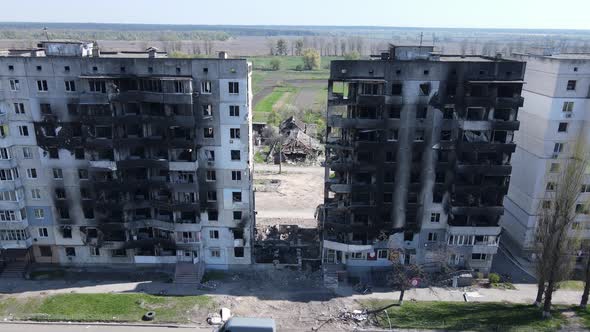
[534,142,587,317]
[294,39,304,56]
[386,262,422,305]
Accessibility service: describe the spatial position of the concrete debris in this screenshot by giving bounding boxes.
[206,313,222,325]
[220,307,232,322]
[338,309,368,322]
[200,280,219,289]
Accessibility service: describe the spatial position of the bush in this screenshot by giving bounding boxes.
[302,49,321,70]
[270,58,281,71]
[488,273,501,284]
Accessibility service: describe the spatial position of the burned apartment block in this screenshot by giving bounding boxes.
[0,41,253,270]
[322,46,524,276]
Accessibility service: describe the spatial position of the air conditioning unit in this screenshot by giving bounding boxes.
[229,139,234,144]
[564,112,573,118]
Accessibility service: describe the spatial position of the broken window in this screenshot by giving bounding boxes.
[230,128,241,139]
[203,128,214,138]
[361,83,380,95]
[62,226,72,238]
[416,107,427,119]
[232,192,242,203]
[385,151,396,162]
[391,83,402,96]
[206,170,216,181]
[201,81,212,94]
[83,208,94,219]
[208,210,218,221]
[446,84,456,97]
[383,192,393,202]
[558,122,568,133]
[442,107,454,119]
[55,188,66,200]
[384,171,395,183]
[414,130,425,141]
[58,207,70,219]
[231,150,241,161]
[494,109,512,121]
[95,126,113,139]
[466,107,485,121]
[13,103,25,114]
[73,148,84,160]
[234,247,245,257]
[65,247,76,257]
[89,80,106,93]
[441,130,452,141]
[202,104,212,117]
[563,102,574,113]
[567,80,577,91]
[387,129,399,141]
[419,83,431,96]
[387,106,401,119]
[233,211,242,220]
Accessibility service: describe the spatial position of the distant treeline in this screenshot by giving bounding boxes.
[0,22,320,41]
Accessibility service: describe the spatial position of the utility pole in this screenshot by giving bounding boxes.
[43,27,49,41]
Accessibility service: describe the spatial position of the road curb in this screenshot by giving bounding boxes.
[0,320,200,329]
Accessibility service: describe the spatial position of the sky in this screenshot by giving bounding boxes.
[1,0,589,30]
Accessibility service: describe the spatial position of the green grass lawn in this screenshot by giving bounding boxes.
[363,300,567,331]
[0,293,213,323]
[254,86,298,114]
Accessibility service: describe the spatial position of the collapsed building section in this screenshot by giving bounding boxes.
[254,224,320,268]
[268,116,322,163]
[321,45,524,277]
[0,41,254,271]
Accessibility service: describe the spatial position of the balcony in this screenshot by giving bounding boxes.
[328,115,383,129]
[112,91,193,105]
[455,164,512,176]
[0,237,32,249]
[450,206,504,216]
[89,160,117,170]
[328,183,352,194]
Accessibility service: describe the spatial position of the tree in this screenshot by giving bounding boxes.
[266,109,280,127]
[386,262,422,305]
[534,142,587,317]
[580,241,590,308]
[276,39,288,56]
[270,58,281,71]
[294,39,304,56]
[302,48,321,70]
[344,51,360,60]
[261,126,285,174]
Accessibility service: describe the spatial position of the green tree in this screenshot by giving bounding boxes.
[266,110,280,127]
[302,48,321,70]
[276,39,288,56]
[270,58,281,71]
[344,51,361,60]
[294,39,304,56]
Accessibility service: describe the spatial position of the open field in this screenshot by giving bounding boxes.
[0,293,213,323]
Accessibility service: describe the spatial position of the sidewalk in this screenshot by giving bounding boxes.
[0,278,584,306]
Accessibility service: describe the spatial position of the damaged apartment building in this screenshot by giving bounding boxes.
[0,41,254,271]
[321,45,524,277]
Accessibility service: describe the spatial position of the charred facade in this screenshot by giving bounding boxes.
[0,42,253,269]
[322,46,524,275]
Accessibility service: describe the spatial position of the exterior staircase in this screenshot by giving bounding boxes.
[0,261,27,279]
[323,264,345,289]
[174,261,205,284]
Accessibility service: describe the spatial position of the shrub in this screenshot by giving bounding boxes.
[488,273,501,284]
[270,58,281,71]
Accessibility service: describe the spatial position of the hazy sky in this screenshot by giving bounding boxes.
[1,0,589,30]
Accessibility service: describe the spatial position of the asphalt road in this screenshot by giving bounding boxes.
[0,323,214,332]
